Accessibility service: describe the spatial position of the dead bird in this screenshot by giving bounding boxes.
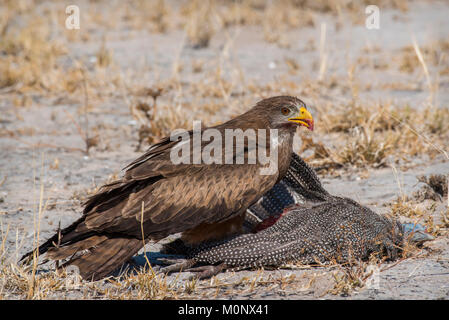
[157,154,434,279]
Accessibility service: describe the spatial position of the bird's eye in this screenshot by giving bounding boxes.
[281,107,290,115]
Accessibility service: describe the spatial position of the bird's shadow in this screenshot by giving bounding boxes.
[111,252,186,278]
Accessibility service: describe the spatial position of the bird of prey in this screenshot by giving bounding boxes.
[157,154,434,278]
[21,96,314,280]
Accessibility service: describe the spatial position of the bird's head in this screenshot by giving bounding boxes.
[256,96,314,131]
[402,222,435,244]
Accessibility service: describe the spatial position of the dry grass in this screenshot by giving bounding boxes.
[182,0,215,49]
[0,244,333,300]
[330,261,375,296]
[2,1,444,167]
[311,101,449,169]
[1,0,448,300]
[388,197,448,238]
[0,18,67,92]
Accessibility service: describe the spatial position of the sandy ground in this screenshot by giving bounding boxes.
[0,1,448,299]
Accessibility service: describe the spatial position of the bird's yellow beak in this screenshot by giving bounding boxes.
[288,107,314,131]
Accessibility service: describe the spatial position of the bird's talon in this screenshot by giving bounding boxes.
[186,263,226,279]
[158,259,196,275]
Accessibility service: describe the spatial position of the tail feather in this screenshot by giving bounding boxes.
[66,237,143,281]
[20,216,87,263]
[46,235,108,260]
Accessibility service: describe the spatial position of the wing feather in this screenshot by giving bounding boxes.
[81,126,282,241]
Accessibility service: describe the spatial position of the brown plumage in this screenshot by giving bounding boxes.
[21,96,314,280]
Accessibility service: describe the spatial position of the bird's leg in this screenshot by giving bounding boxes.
[185,263,227,279]
[158,258,196,274]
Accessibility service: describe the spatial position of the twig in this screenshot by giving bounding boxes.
[140,201,155,277]
[63,109,84,140]
[385,111,449,160]
[60,56,93,155]
[79,66,91,155]
[412,36,433,99]
[0,221,10,261]
[318,22,327,81]
[0,175,6,188]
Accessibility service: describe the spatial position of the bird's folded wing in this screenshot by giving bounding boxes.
[81,132,279,240]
